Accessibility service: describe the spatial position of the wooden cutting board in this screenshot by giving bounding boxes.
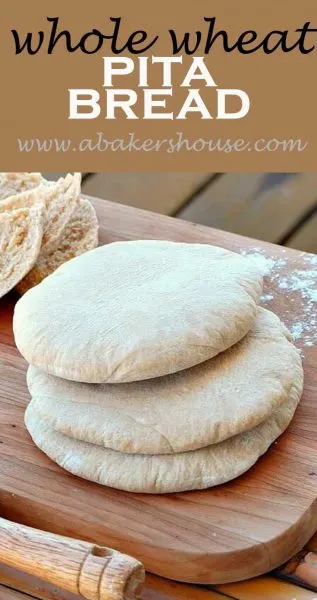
[0,198,316,585]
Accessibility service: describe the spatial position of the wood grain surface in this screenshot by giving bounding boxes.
[2,564,317,600]
[0,566,225,600]
[0,586,34,600]
[0,198,316,586]
[82,172,213,215]
[0,517,144,600]
[288,213,317,254]
[178,172,317,243]
[218,577,317,600]
[44,172,317,252]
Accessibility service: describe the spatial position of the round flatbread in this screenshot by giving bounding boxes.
[14,240,263,383]
[25,372,303,494]
[0,205,44,299]
[27,309,302,454]
[17,197,99,294]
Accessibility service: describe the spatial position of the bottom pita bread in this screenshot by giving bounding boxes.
[25,372,302,494]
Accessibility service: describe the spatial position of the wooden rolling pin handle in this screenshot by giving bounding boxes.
[79,546,145,600]
[0,517,145,600]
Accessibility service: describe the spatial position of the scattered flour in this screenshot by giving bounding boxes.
[240,248,288,276]
[290,323,304,340]
[241,248,317,347]
[261,294,274,303]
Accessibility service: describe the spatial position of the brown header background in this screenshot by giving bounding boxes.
[1,0,316,171]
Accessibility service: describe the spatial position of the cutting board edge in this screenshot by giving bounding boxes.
[1,476,317,584]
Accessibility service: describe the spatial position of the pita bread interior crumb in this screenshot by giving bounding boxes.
[17,197,98,294]
[0,173,44,200]
[0,204,44,299]
[41,172,82,250]
[0,173,82,252]
[0,184,49,214]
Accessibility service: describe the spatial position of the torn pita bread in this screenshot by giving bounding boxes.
[41,172,81,249]
[0,184,51,214]
[0,173,44,200]
[17,197,98,294]
[0,205,44,299]
[0,173,81,251]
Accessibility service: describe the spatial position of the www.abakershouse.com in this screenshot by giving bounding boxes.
[17,133,308,154]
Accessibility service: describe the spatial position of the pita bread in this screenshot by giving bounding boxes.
[17,198,98,294]
[0,173,81,251]
[24,371,302,493]
[0,172,44,200]
[41,173,81,250]
[0,183,52,215]
[14,241,263,383]
[27,309,302,454]
[0,205,44,299]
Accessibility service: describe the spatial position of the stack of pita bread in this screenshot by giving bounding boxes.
[13,239,303,494]
[0,172,98,298]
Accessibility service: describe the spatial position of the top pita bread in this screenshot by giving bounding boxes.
[14,240,263,383]
[27,309,302,454]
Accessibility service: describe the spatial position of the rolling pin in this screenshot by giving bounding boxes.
[0,516,145,600]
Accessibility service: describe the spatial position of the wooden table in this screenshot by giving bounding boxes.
[47,172,317,254]
[1,199,316,599]
[1,544,317,600]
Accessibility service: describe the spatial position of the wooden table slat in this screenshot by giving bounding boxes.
[276,549,317,591]
[0,566,227,600]
[288,212,317,254]
[82,172,213,216]
[0,585,36,600]
[218,576,317,600]
[178,172,317,246]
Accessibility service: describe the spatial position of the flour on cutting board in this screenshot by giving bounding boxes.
[240,248,317,347]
